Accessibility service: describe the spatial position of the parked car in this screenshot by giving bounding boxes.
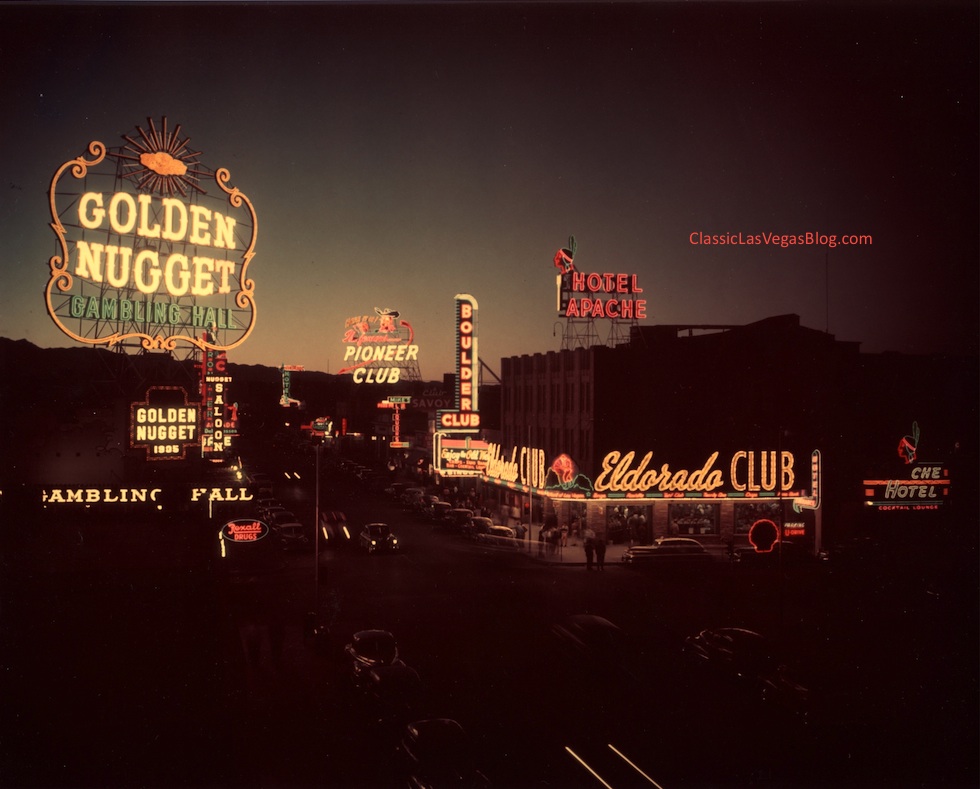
[268,510,300,529]
[246,471,274,497]
[621,536,712,566]
[683,626,809,717]
[277,523,308,551]
[400,488,425,509]
[550,614,643,684]
[385,482,407,499]
[255,497,280,519]
[479,524,519,548]
[396,718,490,789]
[428,501,453,526]
[415,494,442,519]
[363,663,424,730]
[447,508,474,534]
[344,629,404,683]
[463,516,493,540]
[359,522,400,553]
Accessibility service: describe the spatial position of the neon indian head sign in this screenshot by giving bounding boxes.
[45,117,258,354]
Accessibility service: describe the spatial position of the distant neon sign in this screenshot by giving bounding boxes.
[863,466,950,508]
[339,307,418,383]
[864,424,951,510]
[562,272,646,319]
[437,294,480,431]
[553,238,646,319]
[594,450,797,497]
[434,434,489,476]
[38,487,254,506]
[130,386,199,460]
[198,338,237,455]
[897,421,920,464]
[221,519,269,542]
[544,454,594,495]
[45,117,258,353]
[484,443,547,488]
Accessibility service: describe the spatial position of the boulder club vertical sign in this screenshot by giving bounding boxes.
[437,294,480,433]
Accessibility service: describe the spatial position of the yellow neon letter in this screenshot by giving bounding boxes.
[212,259,235,294]
[213,212,237,250]
[108,192,137,235]
[191,257,215,296]
[781,452,795,491]
[74,240,105,281]
[162,198,188,242]
[189,205,212,245]
[134,249,162,294]
[730,451,747,492]
[78,192,105,229]
[105,245,133,288]
[137,194,161,238]
[164,253,191,296]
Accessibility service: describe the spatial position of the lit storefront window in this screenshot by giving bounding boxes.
[669,502,720,536]
[734,501,782,535]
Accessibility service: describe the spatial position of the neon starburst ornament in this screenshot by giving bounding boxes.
[112,117,206,197]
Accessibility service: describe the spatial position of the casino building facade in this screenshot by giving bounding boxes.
[487,314,970,553]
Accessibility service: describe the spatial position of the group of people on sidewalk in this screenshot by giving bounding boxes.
[536,522,607,570]
[583,533,607,571]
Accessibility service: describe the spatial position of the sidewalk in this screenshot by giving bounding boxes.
[518,538,629,566]
[517,538,733,566]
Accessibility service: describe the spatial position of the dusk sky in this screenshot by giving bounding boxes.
[1,1,976,381]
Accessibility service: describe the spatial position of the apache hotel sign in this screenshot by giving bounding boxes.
[45,117,258,354]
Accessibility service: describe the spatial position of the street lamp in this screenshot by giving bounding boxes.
[314,441,321,608]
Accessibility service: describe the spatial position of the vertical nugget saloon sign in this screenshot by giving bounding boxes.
[45,117,258,354]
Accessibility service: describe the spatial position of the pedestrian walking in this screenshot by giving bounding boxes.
[595,537,606,571]
[584,536,594,570]
[560,521,569,548]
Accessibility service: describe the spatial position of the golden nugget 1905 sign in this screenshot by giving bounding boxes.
[45,117,257,353]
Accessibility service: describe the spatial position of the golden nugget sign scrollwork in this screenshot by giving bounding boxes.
[45,117,258,353]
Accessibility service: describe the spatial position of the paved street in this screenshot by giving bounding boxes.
[1,453,976,788]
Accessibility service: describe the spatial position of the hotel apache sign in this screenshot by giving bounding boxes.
[554,237,647,320]
[339,307,418,383]
[863,422,951,511]
[45,117,258,354]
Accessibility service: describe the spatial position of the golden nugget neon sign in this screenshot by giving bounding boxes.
[130,386,200,460]
[45,117,257,353]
